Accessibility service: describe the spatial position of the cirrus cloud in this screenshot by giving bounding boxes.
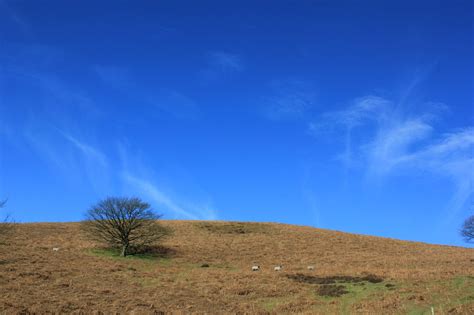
[310,95,473,218]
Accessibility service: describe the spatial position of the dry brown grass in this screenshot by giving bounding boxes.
[1,221,473,314]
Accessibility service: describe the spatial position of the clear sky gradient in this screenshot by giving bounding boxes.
[0,0,473,246]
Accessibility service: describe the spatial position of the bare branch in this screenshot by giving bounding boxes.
[81,197,170,256]
[0,200,15,242]
[461,215,474,244]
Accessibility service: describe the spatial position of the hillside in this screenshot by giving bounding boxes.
[0,221,473,314]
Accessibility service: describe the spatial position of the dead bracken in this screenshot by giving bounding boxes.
[1,221,473,313]
[195,222,269,234]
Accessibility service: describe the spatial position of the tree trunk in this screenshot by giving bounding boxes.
[121,244,128,257]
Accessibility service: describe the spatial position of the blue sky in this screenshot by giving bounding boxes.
[0,0,472,246]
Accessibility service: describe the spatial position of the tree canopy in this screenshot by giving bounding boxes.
[82,197,169,256]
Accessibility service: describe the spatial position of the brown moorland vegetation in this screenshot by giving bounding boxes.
[0,221,473,314]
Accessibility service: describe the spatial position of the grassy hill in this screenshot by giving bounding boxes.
[1,221,473,314]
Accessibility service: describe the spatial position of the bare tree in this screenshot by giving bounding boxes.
[82,197,169,256]
[0,199,14,241]
[461,215,474,244]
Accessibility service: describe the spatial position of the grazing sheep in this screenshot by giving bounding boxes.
[274,265,282,271]
[52,247,60,251]
[307,265,315,270]
[252,265,260,271]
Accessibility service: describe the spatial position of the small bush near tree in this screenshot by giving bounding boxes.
[461,215,474,244]
[82,197,169,257]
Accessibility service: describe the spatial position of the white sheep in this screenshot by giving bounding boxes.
[52,247,60,251]
[274,265,282,271]
[307,265,315,270]
[252,265,260,271]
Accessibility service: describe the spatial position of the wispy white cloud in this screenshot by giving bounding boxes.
[59,130,110,193]
[401,127,474,218]
[21,126,217,220]
[23,124,110,193]
[148,89,200,120]
[122,173,201,220]
[23,126,71,172]
[198,51,244,83]
[183,201,218,220]
[365,118,434,176]
[262,79,316,121]
[310,95,473,217]
[308,95,390,137]
[208,51,244,73]
[308,95,390,167]
[34,74,98,115]
[0,0,30,34]
[3,55,108,191]
[58,129,108,168]
[2,44,99,123]
[93,64,199,120]
[121,170,218,220]
[118,142,218,220]
[5,66,101,121]
[419,128,474,158]
[301,165,321,227]
[2,42,210,218]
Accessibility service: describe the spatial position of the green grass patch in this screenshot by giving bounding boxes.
[309,274,471,314]
[88,248,172,265]
[452,275,467,288]
[133,276,162,288]
[89,248,154,260]
[430,276,474,308]
[259,296,293,312]
[339,281,389,313]
[396,276,474,314]
[406,306,434,315]
[304,276,392,314]
[262,299,278,312]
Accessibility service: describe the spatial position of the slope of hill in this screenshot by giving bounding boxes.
[0,221,473,314]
